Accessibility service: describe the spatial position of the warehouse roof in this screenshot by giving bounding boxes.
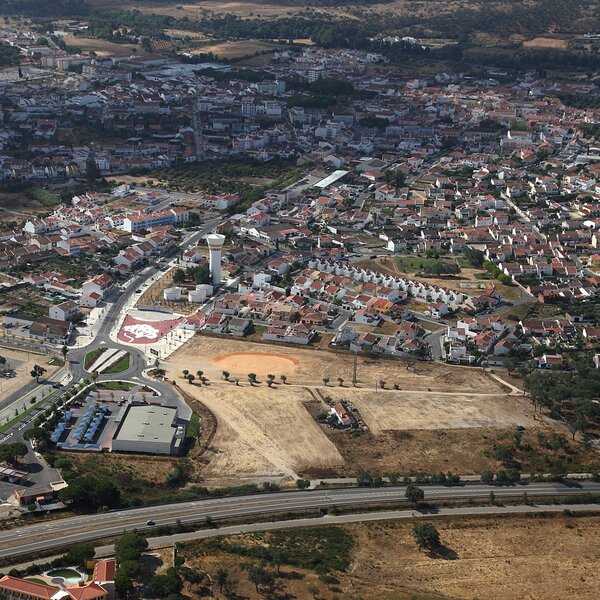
[113,405,178,445]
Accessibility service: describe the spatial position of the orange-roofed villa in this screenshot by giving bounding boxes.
[0,565,112,600]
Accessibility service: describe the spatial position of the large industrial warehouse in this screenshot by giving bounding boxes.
[112,405,187,455]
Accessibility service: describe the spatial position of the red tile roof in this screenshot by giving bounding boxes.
[0,575,56,599]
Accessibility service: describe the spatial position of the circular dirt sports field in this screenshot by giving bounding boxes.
[213,352,300,377]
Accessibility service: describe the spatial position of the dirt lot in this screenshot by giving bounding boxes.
[0,346,61,403]
[0,191,46,224]
[170,335,505,392]
[167,336,539,483]
[523,37,569,49]
[136,268,199,315]
[62,36,139,56]
[189,39,282,58]
[180,514,600,600]
[171,379,345,484]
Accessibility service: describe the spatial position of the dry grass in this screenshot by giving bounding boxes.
[189,39,282,58]
[0,191,47,224]
[180,514,600,600]
[62,36,139,57]
[523,37,569,49]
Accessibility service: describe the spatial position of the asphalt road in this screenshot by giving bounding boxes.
[4,481,600,559]
[1,218,223,444]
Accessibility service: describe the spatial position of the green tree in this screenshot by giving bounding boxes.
[115,532,148,564]
[568,412,587,440]
[150,568,182,597]
[481,470,494,484]
[23,427,50,445]
[247,561,274,594]
[0,442,28,466]
[118,560,140,579]
[412,523,441,550]
[405,484,425,506]
[114,572,133,599]
[66,543,95,565]
[86,155,101,182]
[140,37,153,52]
[30,364,47,383]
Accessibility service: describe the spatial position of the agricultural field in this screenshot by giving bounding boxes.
[165,336,553,484]
[179,514,600,600]
[188,39,283,59]
[62,36,140,57]
[523,37,569,49]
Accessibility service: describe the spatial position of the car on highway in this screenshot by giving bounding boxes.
[146,520,156,526]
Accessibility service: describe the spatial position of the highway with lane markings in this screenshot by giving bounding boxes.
[4,481,600,559]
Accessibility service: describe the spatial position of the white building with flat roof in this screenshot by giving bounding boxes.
[112,405,186,455]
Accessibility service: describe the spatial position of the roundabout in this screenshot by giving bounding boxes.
[84,348,131,375]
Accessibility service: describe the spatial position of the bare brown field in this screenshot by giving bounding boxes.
[171,380,345,483]
[189,39,282,58]
[171,335,503,392]
[164,29,212,40]
[135,268,199,314]
[0,346,61,404]
[166,336,538,483]
[0,191,46,224]
[180,514,600,600]
[62,36,139,57]
[214,351,300,376]
[523,37,569,49]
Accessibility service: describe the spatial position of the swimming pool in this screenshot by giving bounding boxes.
[45,568,83,585]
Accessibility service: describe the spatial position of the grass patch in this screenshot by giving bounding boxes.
[84,348,105,370]
[185,411,200,447]
[396,256,460,272]
[24,578,56,586]
[94,381,134,391]
[104,353,130,374]
[195,526,354,573]
[25,187,61,208]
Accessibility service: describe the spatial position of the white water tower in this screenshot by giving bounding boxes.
[206,233,225,286]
